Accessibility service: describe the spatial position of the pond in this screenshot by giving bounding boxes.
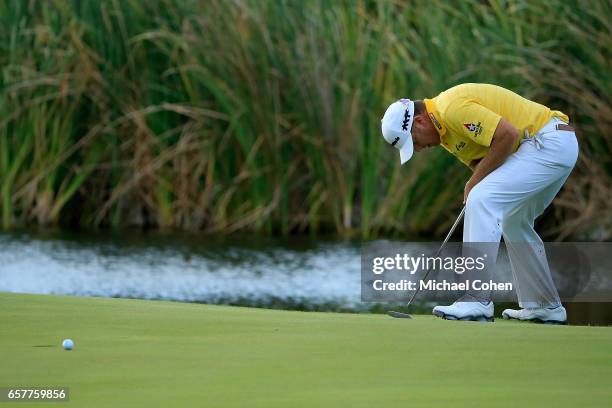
[0,231,363,311]
[1,231,610,325]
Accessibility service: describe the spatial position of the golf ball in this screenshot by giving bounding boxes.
[62,339,74,350]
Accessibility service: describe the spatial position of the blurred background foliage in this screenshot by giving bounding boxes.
[0,0,610,239]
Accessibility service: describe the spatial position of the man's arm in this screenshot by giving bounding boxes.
[463,118,520,203]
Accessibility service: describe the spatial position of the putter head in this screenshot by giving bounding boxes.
[387,310,413,319]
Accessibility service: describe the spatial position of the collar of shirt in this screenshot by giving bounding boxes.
[424,98,449,147]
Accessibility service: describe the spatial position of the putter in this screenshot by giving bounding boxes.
[387,206,466,319]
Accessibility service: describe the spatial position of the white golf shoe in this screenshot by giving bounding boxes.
[502,305,567,324]
[432,298,494,322]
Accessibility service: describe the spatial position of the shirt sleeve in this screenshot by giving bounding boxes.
[445,101,502,147]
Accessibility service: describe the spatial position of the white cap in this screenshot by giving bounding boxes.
[381,99,415,165]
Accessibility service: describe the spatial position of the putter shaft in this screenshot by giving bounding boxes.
[405,206,466,307]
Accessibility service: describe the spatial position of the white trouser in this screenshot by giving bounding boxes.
[463,117,579,308]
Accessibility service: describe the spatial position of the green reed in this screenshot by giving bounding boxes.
[0,0,609,239]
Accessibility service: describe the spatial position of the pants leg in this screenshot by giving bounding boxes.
[462,119,578,305]
[502,173,571,307]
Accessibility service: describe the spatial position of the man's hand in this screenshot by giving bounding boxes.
[463,118,520,204]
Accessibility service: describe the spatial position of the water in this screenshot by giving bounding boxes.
[2,231,611,325]
[0,231,363,311]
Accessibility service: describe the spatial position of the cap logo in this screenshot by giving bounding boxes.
[391,136,400,146]
[402,109,411,131]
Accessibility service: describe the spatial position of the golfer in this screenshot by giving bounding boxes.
[381,83,578,324]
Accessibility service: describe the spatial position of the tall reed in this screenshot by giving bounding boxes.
[0,0,610,239]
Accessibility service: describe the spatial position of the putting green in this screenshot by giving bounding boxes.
[1,293,611,407]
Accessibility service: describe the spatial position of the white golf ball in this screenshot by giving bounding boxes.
[62,339,74,350]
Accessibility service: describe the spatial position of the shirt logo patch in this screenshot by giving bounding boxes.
[455,141,466,151]
[429,113,442,130]
[463,122,483,137]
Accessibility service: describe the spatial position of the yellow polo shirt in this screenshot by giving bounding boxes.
[425,83,569,166]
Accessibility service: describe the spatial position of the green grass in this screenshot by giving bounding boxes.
[1,292,611,407]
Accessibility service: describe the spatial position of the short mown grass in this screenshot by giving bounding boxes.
[1,292,612,407]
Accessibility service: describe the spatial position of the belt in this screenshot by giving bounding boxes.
[521,123,575,151]
[556,124,575,132]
